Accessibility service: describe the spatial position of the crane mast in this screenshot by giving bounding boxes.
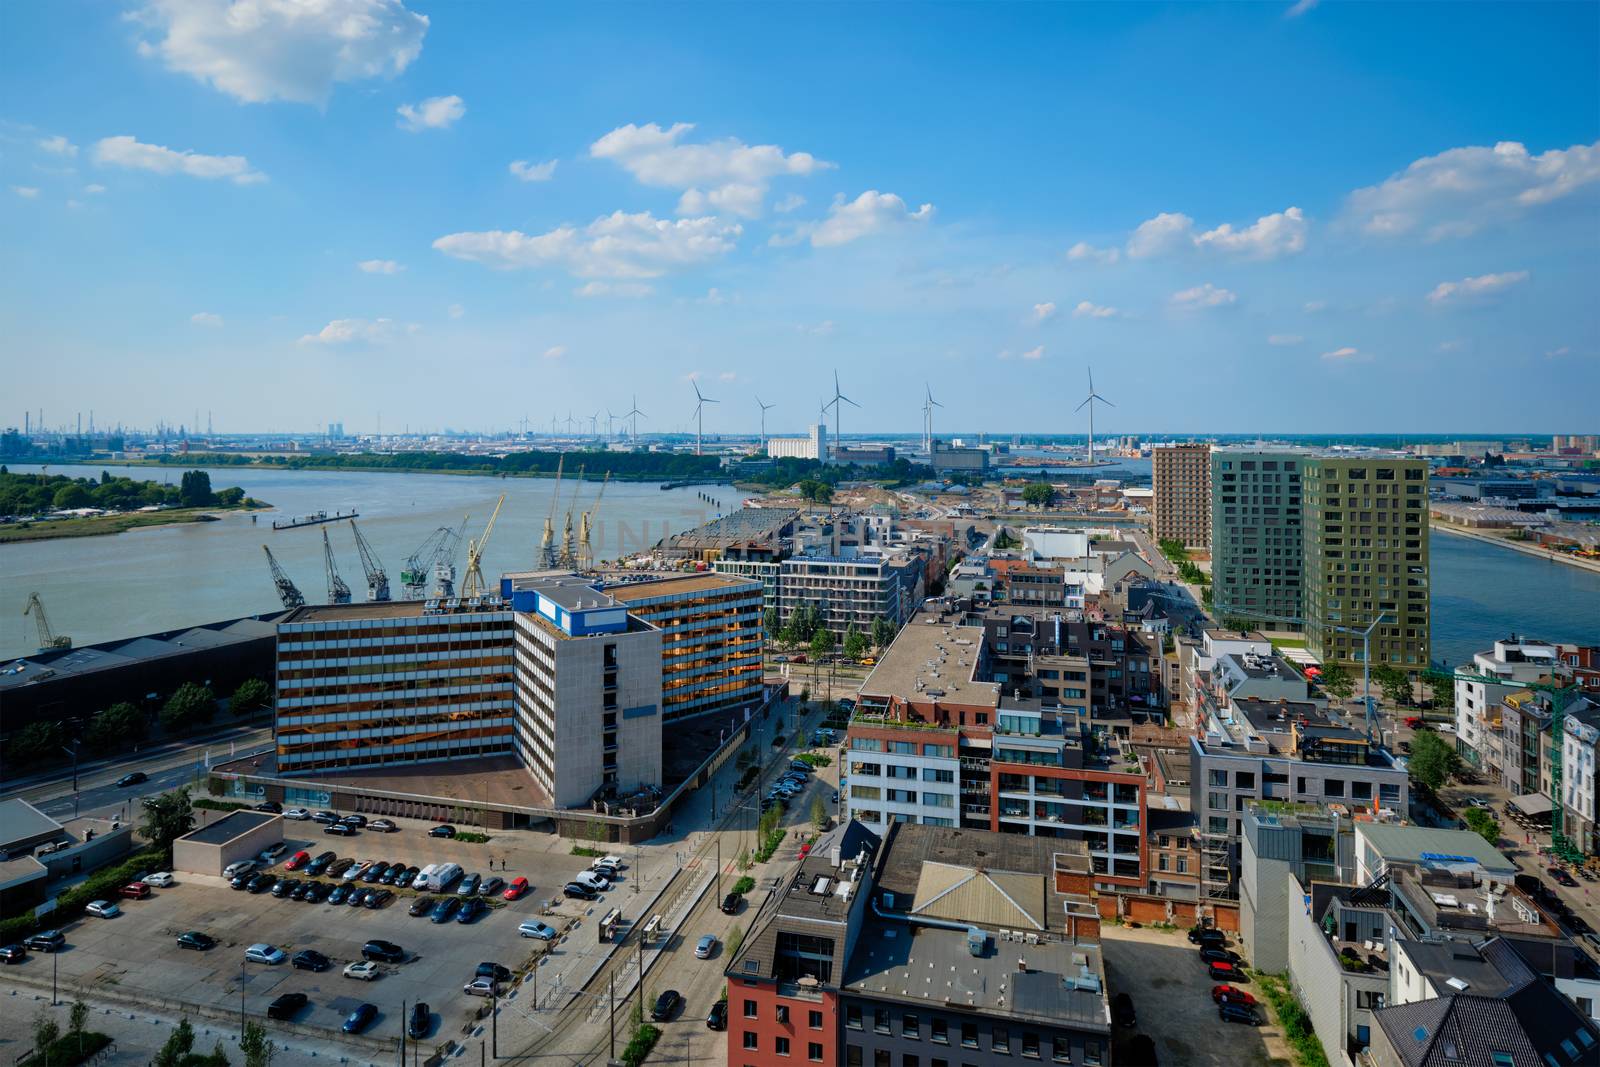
[461,494,506,598]
[323,528,351,604]
[262,545,306,609]
[578,470,610,572]
[22,592,72,652]
[349,520,390,601]
[539,456,564,569]
[555,466,585,569]
[434,517,466,598]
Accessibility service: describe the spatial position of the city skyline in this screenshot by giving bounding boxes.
[3,1,1597,433]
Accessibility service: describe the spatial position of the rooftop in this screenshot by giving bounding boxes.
[603,572,759,602]
[858,610,999,709]
[1,614,280,691]
[179,810,278,846]
[874,824,1084,934]
[1357,823,1518,876]
[0,798,63,848]
[285,598,507,623]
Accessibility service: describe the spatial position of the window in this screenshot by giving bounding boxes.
[903,1013,920,1039]
[875,1052,890,1067]
[847,1005,862,1030]
[776,1036,791,1056]
[1022,1032,1040,1058]
[1209,769,1227,786]
[1052,1036,1073,1063]
[890,741,917,755]
[932,1018,949,1044]
[902,1057,920,1067]
[847,1048,863,1067]
[809,1043,825,1062]
[810,1010,824,1029]
[744,1032,759,1050]
[777,1004,790,1024]
[745,1000,758,1019]
[875,1008,891,1035]
[1490,1054,1514,1067]
[925,743,954,758]
[1357,990,1385,1010]
[1085,1039,1103,1066]
[961,1022,979,1048]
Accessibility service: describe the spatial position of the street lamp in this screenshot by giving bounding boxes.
[60,741,81,819]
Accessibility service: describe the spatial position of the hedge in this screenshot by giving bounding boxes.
[620,1023,661,1067]
[1,848,164,940]
[731,876,756,896]
[193,799,250,813]
[30,1030,113,1066]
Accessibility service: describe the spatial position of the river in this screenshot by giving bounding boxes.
[2,463,1596,662]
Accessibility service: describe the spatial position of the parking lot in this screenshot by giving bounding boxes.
[5,814,643,1047]
[1100,924,1293,1067]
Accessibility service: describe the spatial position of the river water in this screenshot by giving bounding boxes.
[2,463,1596,662]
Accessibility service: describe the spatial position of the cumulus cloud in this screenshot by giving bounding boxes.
[509,159,556,182]
[774,193,806,213]
[11,185,39,198]
[1072,301,1118,319]
[1321,346,1362,361]
[93,135,265,184]
[397,95,464,132]
[358,259,403,274]
[298,317,405,344]
[1129,208,1307,259]
[542,345,565,359]
[810,190,934,247]
[1303,299,1328,313]
[1426,270,1529,306]
[131,0,429,105]
[574,281,653,298]
[1346,140,1600,240]
[1020,346,1045,361]
[447,303,464,319]
[1066,241,1120,264]
[1268,334,1304,346]
[190,311,223,326]
[590,122,831,218]
[39,135,77,157]
[1032,302,1057,323]
[433,210,741,279]
[699,288,729,306]
[1170,283,1237,309]
[1285,0,1319,16]
[1127,212,1196,259]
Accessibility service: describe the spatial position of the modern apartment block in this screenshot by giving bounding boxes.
[1211,447,1305,624]
[1453,636,1565,774]
[1301,454,1431,676]
[274,599,516,775]
[505,574,663,808]
[775,551,924,637]
[1152,441,1212,548]
[604,573,764,724]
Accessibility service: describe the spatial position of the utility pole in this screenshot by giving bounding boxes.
[608,972,616,1062]
[239,960,246,1037]
[491,984,498,1057]
[399,999,406,1067]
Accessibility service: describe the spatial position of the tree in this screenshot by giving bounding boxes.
[1021,482,1055,508]
[1463,806,1500,845]
[154,1017,195,1067]
[871,617,896,650]
[1372,663,1411,707]
[810,627,836,663]
[763,607,781,645]
[1319,662,1355,702]
[178,470,214,508]
[1406,730,1461,793]
[52,483,90,509]
[140,787,196,859]
[1424,672,1455,712]
[229,678,270,717]
[240,1021,276,1067]
[32,1008,60,1062]
[842,624,869,661]
[214,486,245,507]
[159,682,216,733]
[85,702,148,751]
[6,720,64,766]
[810,793,828,830]
[798,685,811,706]
[69,998,89,1046]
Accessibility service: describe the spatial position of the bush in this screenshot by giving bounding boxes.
[1257,973,1331,1067]
[732,876,756,895]
[194,798,250,813]
[455,831,490,844]
[571,845,605,858]
[620,1023,661,1067]
[3,848,166,940]
[33,1030,112,1067]
[797,753,832,768]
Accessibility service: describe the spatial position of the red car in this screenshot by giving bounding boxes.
[1208,960,1244,981]
[1212,984,1256,1007]
[1404,716,1423,729]
[503,876,530,901]
[798,843,812,859]
[283,851,311,871]
[119,882,152,900]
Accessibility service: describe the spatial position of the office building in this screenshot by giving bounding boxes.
[929,440,989,471]
[1152,441,1212,548]
[766,423,829,461]
[1211,447,1305,624]
[777,551,924,638]
[1301,454,1431,676]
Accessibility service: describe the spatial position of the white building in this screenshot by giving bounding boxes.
[765,423,828,461]
[1562,700,1600,857]
[844,734,961,828]
[1455,636,1563,775]
[1022,527,1090,559]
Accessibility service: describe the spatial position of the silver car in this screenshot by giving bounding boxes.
[694,935,717,959]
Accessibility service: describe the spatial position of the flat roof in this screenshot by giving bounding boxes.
[179,810,278,845]
[286,598,508,622]
[604,572,759,601]
[0,799,63,848]
[858,611,999,708]
[1357,822,1517,874]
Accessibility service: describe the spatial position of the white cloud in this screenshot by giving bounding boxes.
[434,210,741,279]
[1547,346,1571,358]
[358,259,404,274]
[39,135,77,157]
[509,159,557,183]
[1267,334,1304,346]
[1072,301,1118,319]
[700,287,728,306]
[1032,302,1057,323]
[1303,299,1328,313]
[1435,339,1464,353]
[811,190,934,247]
[190,311,223,326]
[774,193,806,214]
[1346,140,1600,240]
[298,317,404,344]
[447,303,464,319]
[1020,345,1044,361]
[1066,241,1120,264]
[132,0,429,105]
[1426,270,1529,306]
[1285,0,1319,16]
[797,321,835,337]
[1170,283,1237,309]
[93,135,265,184]
[718,371,737,382]
[84,183,106,194]
[1129,207,1307,259]
[11,185,39,198]
[542,345,565,360]
[396,95,464,132]
[1321,346,1362,361]
[590,122,831,218]
[574,281,653,298]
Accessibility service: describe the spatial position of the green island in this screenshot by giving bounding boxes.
[0,467,268,544]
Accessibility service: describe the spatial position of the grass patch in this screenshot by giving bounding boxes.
[726,925,746,960]
[1272,638,1308,650]
[455,831,491,844]
[796,753,832,768]
[1256,973,1332,1067]
[0,505,262,544]
[570,845,605,858]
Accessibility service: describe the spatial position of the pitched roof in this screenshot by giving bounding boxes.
[910,862,1047,931]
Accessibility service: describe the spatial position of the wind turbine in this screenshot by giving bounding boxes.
[1075,367,1114,466]
[922,382,944,455]
[624,395,646,441]
[691,380,718,456]
[755,395,775,444]
[605,409,616,438]
[588,410,599,437]
[825,369,858,461]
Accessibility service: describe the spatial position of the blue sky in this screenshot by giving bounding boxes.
[3,0,1597,437]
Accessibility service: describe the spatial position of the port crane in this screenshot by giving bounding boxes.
[322,528,351,604]
[22,592,72,652]
[461,494,506,598]
[400,522,464,599]
[539,456,564,569]
[577,471,610,572]
[434,516,467,597]
[348,520,390,602]
[262,545,306,610]
[555,466,586,569]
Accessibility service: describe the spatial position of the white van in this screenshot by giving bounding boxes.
[420,862,463,892]
[411,863,439,890]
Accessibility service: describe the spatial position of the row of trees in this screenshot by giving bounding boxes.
[764,606,895,656]
[1020,482,1056,508]
[0,467,256,517]
[156,448,722,481]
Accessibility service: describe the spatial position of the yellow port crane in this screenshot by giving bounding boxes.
[555,466,586,570]
[539,456,564,569]
[461,494,506,598]
[22,592,72,652]
[577,470,610,572]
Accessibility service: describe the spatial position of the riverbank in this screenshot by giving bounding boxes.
[1430,521,1600,575]
[0,504,268,544]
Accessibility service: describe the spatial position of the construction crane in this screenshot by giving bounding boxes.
[262,545,306,610]
[577,470,610,572]
[461,494,506,598]
[400,523,464,599]
[434,517,467,598]
[539,456,564,569]
[322,528,351,604]
[349,520,390,602]
[22,592,72,652]
[555,466,586,569]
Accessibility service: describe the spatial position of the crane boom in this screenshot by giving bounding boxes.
[263,545,306,610]
[556,466,585,569]
[462,494,506,598]
[349,520,390,601]
[540,456,564,568]
[22,592,72,652]
[323,528,352,604]
[578,470,610,571]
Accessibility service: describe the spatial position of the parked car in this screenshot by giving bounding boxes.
[592,855,625,870]
[292,949,330,972]
[831,791,839,804]
[720,892,742,914]
[563,883,599,901]
[410,895,437,918]
[310,810,340,824]
[457,873,481,896]
[267,993,307,1021]
[1550,866,1580,888]
[23,931,65,953]
[370,819,397,833]
[306,851,338,876]
[245,944,286,965]
[1219,1002,1261,1026]
[86,900,119,918]
[342,1003,378,1034]
[0,943,27,965]
[1188,926,1226,946]
[270,878,299,898]
[230,874,250,891]
[291,882,316,901]
[223,860,257,880]
[477,962,512,983]
[348,887,372,908]
[428,825,456,838]
[362,940,404,964]
[790,760,811,773]
[324,822,357,837]
[1112,992,1136,1027]
[283,808,311,821]
[456,898,486,924]
[1212,984,1256,1006]
[503,877,530,901]
[407,1002,431,1040]
[574,871,609,892]
[341,814,368,828]
[259,842,288,863]
[362,862,389,884]
[694,935,717,960]
[1199,947,1241,966]
[397,865,421,887]
[177,931,215,951]
[519,921,557,941]
[120,882,152,900]
[1208,961,1244,982]
[463,978,498,998]
[342,861,372,881]
[144,871,175,887]
[344,960,381,981]
[480,876,506,897]
[116,772,147,787]
[365,888,394,910]
[246,872,275,893]
[651,990,682,1022]
[284,850,311,871]
[328,883,353,905]
[303,882,331,903]
[706,999,728,1031]
[254,801,283,814]
[326,858,356,878]
[431,897,461,923]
